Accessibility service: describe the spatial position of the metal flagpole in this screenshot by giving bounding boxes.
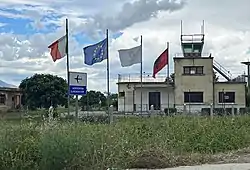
[87,92,89,116]
[106,29,111,122]
[140,35,143,116]
[75,95,78,119]
[66,18,70,116]
[167,42,170,116]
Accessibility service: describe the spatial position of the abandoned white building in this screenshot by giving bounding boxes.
[117,31,246,114]
[0,87,22,112]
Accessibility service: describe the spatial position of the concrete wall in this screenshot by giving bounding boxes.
[174,57,214,107]
[117,83,174,112]
[214,83,246,108]
[134,87,174,111]
[118,83,134,112]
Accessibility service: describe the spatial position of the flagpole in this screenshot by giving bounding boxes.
[140,35,143,116]
[167,42,170,116]
[106,29,111,122]
[66,18,70,116]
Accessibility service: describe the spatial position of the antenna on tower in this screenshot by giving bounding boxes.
[181,20,183,35]
[201,20,205,35]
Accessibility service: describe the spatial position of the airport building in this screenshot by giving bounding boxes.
[117,28,246,114]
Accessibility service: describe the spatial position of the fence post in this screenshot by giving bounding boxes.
[149,105,154,116]
[232,104,235,117]
[210,103,213,118]
[109,105,114,124]
[183,104,187,115]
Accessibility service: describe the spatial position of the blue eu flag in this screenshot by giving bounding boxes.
[83,38,108,65]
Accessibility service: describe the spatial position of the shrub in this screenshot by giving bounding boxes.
[164,108,177,115]
[80,115,110,124]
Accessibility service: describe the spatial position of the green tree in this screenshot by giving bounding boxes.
[79,90,106,110]
[109,93,118,109]
[213,71,219,82]
[19,74,67,109]
[170,73,174,83]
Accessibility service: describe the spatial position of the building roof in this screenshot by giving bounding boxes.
[214,81,247,84]
[0,87,22,92]
[173,56,214,60]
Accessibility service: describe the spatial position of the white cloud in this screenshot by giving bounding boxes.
[0,0,250,92]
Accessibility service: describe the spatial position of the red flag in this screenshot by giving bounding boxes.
[153,48,168,78]
[48,35,67,62]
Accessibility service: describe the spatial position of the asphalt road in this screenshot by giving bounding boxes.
[131,163,250,170]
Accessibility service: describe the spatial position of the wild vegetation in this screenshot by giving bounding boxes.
[1,116,250,170]
[1,73,248,169]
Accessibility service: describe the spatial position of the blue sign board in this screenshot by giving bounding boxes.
[69,85,87,95]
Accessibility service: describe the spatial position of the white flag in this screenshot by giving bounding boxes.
[118,45,142,67]
[133,36,139,42]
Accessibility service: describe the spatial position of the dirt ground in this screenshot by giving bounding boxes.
[213,147,250,164]
[130,148,250,170]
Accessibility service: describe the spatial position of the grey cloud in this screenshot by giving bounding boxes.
[0,0,187,38]
[0,29,80,61]
[81,0,186,35]
[0,33,45,60]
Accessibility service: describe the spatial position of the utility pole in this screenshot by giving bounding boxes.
[241,61,250,107]
[241,61,250,89]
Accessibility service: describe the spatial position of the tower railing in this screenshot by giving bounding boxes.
[118,73,173,83]
[181,34,205,43]
[174,53,210,58]
[213,60,232,81]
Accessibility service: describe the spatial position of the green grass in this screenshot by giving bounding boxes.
[1,116,250,170]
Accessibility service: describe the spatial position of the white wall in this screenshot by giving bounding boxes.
[118,83,175,112]
[135,87,174,111]
[118,84,134,112]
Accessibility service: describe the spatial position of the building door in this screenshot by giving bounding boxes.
[149,92,161,110]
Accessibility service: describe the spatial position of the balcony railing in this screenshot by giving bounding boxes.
[118,73,172,83]
[174,53,210,58]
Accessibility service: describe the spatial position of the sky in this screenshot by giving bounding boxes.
[0,0,250,93]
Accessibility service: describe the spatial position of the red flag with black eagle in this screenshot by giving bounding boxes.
[152,48,168,78]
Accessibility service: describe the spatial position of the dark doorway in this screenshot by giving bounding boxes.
[149,92,161,110]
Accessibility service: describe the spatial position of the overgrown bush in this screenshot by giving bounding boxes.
[80,115,110,124]
[164,108,177,115]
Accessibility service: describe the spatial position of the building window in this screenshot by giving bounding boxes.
[0,94,5,104]
[119,91,125,97]
[184,92,203,103]
[184,67,190,74]
[218,92,235,103]
[183,66,204,75]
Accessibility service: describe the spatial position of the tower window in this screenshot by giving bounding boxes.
[218,92,235,103]
[119,91,125,97]
[184,92,203,103]
[183,66,204,75]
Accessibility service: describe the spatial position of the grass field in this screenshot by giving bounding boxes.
[1,116,250,170]
[0,107,74,120]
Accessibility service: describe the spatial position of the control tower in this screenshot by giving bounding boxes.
[180,20,205,58]
[180,20,232,81]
